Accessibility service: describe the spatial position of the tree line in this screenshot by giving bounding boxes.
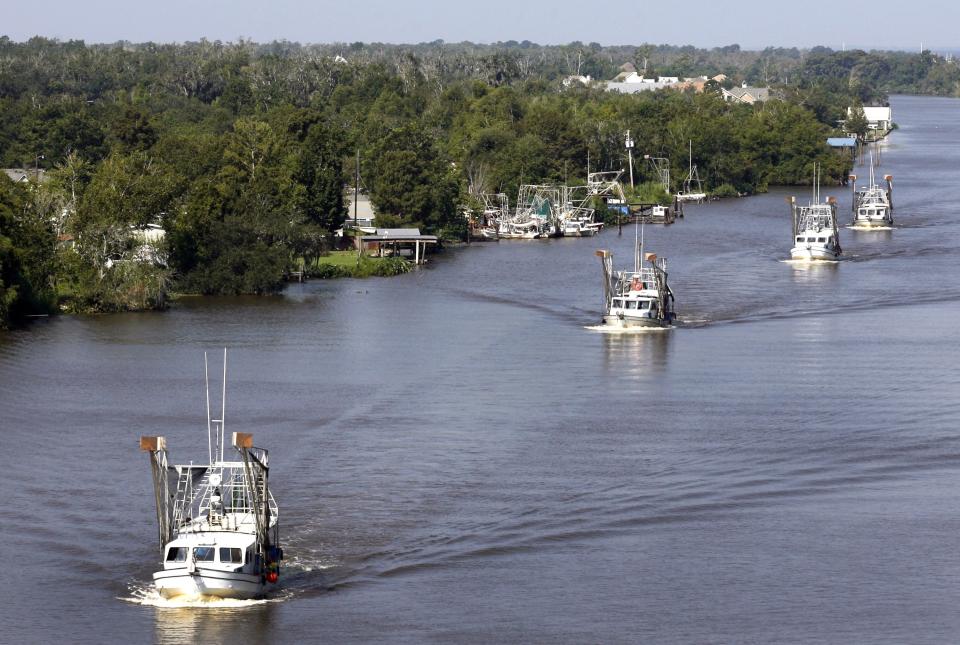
[2,36,933,328]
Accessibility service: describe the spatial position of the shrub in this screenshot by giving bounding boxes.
[710,184,740,198]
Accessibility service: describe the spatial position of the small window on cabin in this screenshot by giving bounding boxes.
[796,237,803,243]
[626,301,637,309]
[818,237,826,243]
[220,547,243,564]
[613,299,622,308]
[640,301,650,310]
[808,237,818,243]
[166,547,187,562]
[194,546,215,562]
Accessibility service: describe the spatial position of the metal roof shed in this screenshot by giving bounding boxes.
[827,137,857,148]
[360,228,439,265]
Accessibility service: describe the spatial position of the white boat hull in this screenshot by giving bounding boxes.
[790,245,840,261]
[852,215,892,227]
[153,568,265,599]
[601,313,670,328]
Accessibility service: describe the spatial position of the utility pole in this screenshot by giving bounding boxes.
[625,130,634,190]
[354,149,360,259]
[35,154,44,182]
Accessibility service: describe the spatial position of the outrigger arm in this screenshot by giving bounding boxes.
[140,435,175,549]
[234,432,274,569]
[595,250,613,311]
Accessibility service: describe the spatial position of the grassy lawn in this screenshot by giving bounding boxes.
[307,251,411,278]
[314,250,364,267]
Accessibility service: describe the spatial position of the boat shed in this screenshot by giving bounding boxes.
[827,137,857,158]
[360,228,438,265]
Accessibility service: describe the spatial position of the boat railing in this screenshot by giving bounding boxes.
[795,204,837,233]
[612,267,661,295]
[174,462,278,530]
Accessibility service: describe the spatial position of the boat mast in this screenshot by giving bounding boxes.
[814,162,820,203]
[204,353,212,464]
[204,349,228,466]
[220,348,227,462]
[635,217,645,273]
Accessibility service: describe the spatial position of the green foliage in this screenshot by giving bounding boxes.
[356,256,411,277]
[9,37,946,322]
[366,123,461,231]
[629,181,672,205]
[308,253,411,279]
[0,176,58,327]
[710,183,740,198]
[845,102,869,141]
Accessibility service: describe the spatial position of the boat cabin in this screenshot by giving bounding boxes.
[161,529,260,575]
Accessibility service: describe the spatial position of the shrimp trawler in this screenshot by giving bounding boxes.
[140,350,281,600]
[596,221,675,328]
[850,155,893,227]
[790,164,842,261]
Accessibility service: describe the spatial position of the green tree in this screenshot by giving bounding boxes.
[66,151,176,310]
[0,176,57,326]
[845,102,869,142]
[367,124,461,234]
[169,117,304,294]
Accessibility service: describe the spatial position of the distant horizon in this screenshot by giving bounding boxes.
[4,0,958,54]
[2,34,956,56]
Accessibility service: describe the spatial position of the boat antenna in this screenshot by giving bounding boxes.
[635,216,645,273]
[811,163,816,204]
[220,348,227,462]
[204,352,212,464]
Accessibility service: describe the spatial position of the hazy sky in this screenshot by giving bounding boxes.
[4,0,957,51]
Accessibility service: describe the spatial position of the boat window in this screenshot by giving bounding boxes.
[220,547,243,564]
[796,237,803,243]
[194,546,215,562]
[626,300,637,309]
[613,299,622,308]
[817,237,826,243]
[166,547,188,562]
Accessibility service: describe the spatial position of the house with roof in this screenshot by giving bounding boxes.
[337,193,377,236]
[562,74,592,87]
[845,105,893,141]
[721,84,773,104]
[3,168,48,183]
[849,106,893,132]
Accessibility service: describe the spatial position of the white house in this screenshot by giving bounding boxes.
[562,75,592,87]
[852,106,893,131]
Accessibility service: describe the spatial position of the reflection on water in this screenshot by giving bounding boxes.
[152,603,276,645]
[787,259,841,287]
[601,329,672,378]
